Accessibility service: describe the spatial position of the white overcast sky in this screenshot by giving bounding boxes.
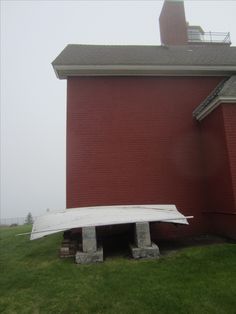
[1,0,236,219]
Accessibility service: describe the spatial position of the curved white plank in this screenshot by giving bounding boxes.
[30,205,191,240]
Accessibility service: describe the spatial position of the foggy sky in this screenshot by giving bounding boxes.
[1,0,236,219]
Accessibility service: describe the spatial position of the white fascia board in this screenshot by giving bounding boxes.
[52,65,60,79]
[53,64,236,79]
[195,96,236,121]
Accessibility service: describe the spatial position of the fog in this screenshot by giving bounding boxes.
[1,1,236,219]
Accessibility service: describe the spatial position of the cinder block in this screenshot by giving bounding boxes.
[75,246,103,264]
[59,239,77,258]
[82,226,97,253]
[135,222,151,248]
[60,246,70,255]
[130,242,160,259]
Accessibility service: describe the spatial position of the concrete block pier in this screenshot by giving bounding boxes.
[75,226,103,264]
[130,222,160,259]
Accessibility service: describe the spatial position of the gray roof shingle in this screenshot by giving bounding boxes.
[218,75,236,97]
[52,44,236,78]
[52,44,236,66]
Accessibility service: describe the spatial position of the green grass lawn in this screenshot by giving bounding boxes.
[0,225,236,314]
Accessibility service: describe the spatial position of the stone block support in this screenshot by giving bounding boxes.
[59,239,77,258]
[130,222,160,259]
[75,226,103,264]
[135,222,151,247]
[75,247,103,264]
[82,226,97,253]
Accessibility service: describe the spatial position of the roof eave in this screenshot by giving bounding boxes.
[52,64,236,79]
[193,96,236,121]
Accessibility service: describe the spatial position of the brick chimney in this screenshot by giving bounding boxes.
[159,0,188,45]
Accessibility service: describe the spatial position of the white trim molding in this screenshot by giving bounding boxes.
[194,96,236,121]
[52,64,236,79]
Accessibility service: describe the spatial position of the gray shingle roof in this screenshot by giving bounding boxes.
[218,75,236,97]
[52,44,236,78]
[53,44,236,66]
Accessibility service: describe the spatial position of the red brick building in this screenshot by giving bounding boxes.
[52,0,236,240]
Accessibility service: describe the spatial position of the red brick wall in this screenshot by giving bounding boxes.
[200,104,236,239]
[67,76,223,238]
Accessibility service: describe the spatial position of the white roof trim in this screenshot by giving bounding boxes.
[53,64,236,79]
[195,96,236,121]
[30,205,192,240]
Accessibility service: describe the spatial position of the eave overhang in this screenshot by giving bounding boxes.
[52,64,236,79]
[193,96,236,121]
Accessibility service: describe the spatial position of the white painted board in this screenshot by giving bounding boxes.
[30,205,191,240]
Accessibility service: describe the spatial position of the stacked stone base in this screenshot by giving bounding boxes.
[59,239,77,258]
[75,246,103,264]
[130,242,160,259]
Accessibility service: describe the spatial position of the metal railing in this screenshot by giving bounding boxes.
[188,31,231,44]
